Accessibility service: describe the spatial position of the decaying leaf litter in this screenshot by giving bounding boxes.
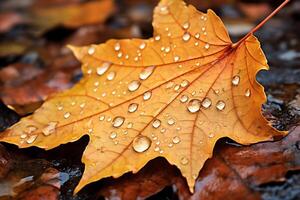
[0,0,300,199]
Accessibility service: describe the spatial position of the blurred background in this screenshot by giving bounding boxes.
[0,0,299,200]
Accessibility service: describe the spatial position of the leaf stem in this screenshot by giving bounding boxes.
[233,0,290,48]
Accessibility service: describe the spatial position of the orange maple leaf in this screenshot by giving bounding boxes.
[0,0,289,193]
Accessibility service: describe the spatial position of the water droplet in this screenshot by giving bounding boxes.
[172,136,181,144]
[107,71,116,81]
[140,66,154,80]
[110,132,117,139]
[201,98,212,109]
[80,103,86,108]
[25,125,37,134]
[143,91,152,100]
[152,119,161,128]
[183,22,189,29]
[117,52,123,58]
[112,116,125,128]
[180,157,189,165]
[168,118,175,125]
[174,55,180,62]
[128,80,141,92]
[204,43,210,49]
[195,33,200,39]
[139,42,146,50]
[127,122,133,129]
[20,133,27,139]
[245,89,251,97]
[64,112,71,119]
[202,27,206,32]
[57,105,63,111]
[165,47,171,53]
[88,46,95,55]
[216,100,226,111]
[128,103,138,113]
[180,95,189,103]
[174,85,180,92]
[26,135,37,144]
[180,80,189,87]
[182,33,191,42]
[208,133,215,138]
[114,43,121,51]
[154,146,160,152]
[166,82,174,89]
[232,75,240,86]
[155,35,161,41]
[132,136,151,153]
[42,122,58,136]
[160,128,166,133]
[187,99,201,113]
[97,62,111,75]
[99,115,105,121]
[159,5,169,15]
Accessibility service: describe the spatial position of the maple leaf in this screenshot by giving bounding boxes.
[0,0,289,194]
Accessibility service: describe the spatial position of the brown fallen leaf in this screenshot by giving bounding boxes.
[0,12,23,33]
[0,0,289,194]
[97,126,300,200]
[0,144,11,179]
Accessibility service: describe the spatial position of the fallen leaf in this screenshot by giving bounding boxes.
[0,0,289,194]
[30,0,116,34]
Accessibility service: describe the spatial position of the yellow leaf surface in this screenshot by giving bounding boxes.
[0,0,287,193]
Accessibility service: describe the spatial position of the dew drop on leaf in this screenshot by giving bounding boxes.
[167,118,175,125]
[216,100,226,111]
[99,115,105,121]
[139,42,146,50]
[107,71,116,81]
[204,43,210,49]
[112,116,125,128]
[88,46,95,55]
[20,133,27,139]
[42,122,58,136]
[26,135,38,144]
[245,89,251,97]
[232,75,240,86]
[201,98,212,109]
[114,43,121,51]
[180,80,189,87]
[172,136,181,144]
[187,99,201,113]
[174,55,180,62]
[140,66,155,80]
[152,119,161,128]
[155,35,161,41]
[182,33,191,42]
[180,95,189,103]
[64,112,71,119]
[97,62,111,76]
[132,135,151,153]
[127,122,133,129]
[128,80,141,92]
[180,157,189,165]
[159,5,169,15]
[143,91,152,100]
[128,103,139,113]
[110,132,117,139]
[183,22,189,29]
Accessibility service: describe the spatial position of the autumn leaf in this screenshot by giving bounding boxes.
[0,0,289,194]
[30,0,115,34]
